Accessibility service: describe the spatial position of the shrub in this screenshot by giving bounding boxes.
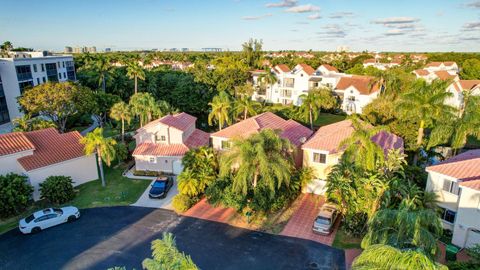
[0,173,33,217]
[342,212,368,238]
[115,143,129,163]
[40,176,76,204]
[172,194,196,213]
[133,170,163,177]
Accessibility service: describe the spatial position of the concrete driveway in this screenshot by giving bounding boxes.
[131,178,178,209]
[0,207,346,270]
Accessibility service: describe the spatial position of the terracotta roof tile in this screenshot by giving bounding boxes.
[0,132,35,156]
[133,143,189,156]
[434,70,456,81]
[335,75,380,95]
[451,80,480,93]
[414,69,430,76]
[211,112,313,146]
[298,63,315,75]
[185,129,210,148]
[363,59,376,64]
[302,120,404,154]
[142,112,196,131]
[17,128,86,171]
[426,61,457,68]
[321,64,339,73]
[427,150,480,190]
[275,64,290,73]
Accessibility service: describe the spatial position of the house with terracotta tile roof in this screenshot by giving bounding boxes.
[0,128,97,200]
[413,68,459,83]
[302,120,403,194]
[308,64,344,90]
[445,80,480,109]
[362,58,400,70]
[210,112,313,167]
[132,112,209,174]
[333,75,383,114]
[425,61,459,74]
[426,150,480,248]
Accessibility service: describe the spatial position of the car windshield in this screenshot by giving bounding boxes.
[153,181,166,189]
[315,216,331,225]
[53,208,63,215]
[25,214,35,223]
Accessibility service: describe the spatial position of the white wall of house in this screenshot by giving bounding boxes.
[0,150,34,175]
[452,186,480,248]
[335,86,379,115]
[210,136,230,151]
[134,155,182,173]
[25,154,98,201]
[445,85,462,109]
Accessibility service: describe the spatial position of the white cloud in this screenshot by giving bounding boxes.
[285,4,320,13]
[462,21,480,31]
[266,0,297,8]
[241,13,272,20]
[307,13,321,20]
[384,29,407,36]
[329,12,354,19]
[372,17,420,25]
[467,1,480,8]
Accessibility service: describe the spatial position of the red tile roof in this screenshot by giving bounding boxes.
[434,70,456,81]
[321,64,339,73]
[363,59,376,64]
[133,143,189,156]
[335,76,380,95]
[302,120,404,154]
[0,132,35,156]
[211,112,313,147]
[414,69,430,76]
[185,129,210,148]
[451,80,480,93]
[426,150,480,190]
[142,112,196,132]
[425,61,457,68]
[16,128,87,171]
[298,63,315,75]
[275,64,290,73]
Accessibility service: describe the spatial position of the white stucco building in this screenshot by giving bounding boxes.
[445,80,480,109]
[0,128,98,200]
[0,52,76,126]
[426,150,480,248]
[132,112,209,174]
[333,75,382,114]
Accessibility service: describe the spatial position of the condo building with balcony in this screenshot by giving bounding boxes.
[0,52,76,127]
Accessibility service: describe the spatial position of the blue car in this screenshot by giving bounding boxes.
[148,176,174,199]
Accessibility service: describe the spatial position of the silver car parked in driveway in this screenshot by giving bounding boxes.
[19,207,80,234]
[312,203,339,235]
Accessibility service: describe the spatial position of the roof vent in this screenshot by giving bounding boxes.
[299,137,307,143]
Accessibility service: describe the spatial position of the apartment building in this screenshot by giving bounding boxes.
[0,52,76,125]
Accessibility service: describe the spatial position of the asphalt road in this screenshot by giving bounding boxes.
[0,207,345,270]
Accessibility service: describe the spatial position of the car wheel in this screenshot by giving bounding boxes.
[67,215,77,222]
[31,227,41,234]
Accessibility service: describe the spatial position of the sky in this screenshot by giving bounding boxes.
[1,0,480,52]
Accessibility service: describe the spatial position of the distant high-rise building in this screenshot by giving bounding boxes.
[202,48,222,52]
[336,46,350,52]
[64,46,73,53]
[105,48,112,52]
[181,48,189,52]
[87,46,96,53]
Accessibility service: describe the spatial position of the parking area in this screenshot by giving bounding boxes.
[131,177,178,209]
[281,194,339,246]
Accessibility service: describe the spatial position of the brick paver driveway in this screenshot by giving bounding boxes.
[281,194,339,246]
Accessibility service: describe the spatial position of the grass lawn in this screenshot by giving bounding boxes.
[332,226,363,249]
[314,113,346,128]
[0,164,150,235]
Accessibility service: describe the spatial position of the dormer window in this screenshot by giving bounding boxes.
[155,133,166,143]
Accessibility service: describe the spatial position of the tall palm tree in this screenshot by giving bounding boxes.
[219,129,294,195]
[80,128,117,187]
[340,117,387,171]
[326,158,359,215]
[258,70,277,97]
[299,91,319,130]
[129,92,157,127]
[208,91,232,130]
[353,244,447,270]
[110,101,132,143]
[177,169,205,197]
[126,62,146,94]
[86,55,114,92]
[396,79,455,149]
[234,95,261,120]
[361,206,443,257]
[142,233,198,270]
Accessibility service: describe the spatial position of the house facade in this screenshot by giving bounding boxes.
[445,80,480,109]
[425,150,480,248]
[210,112,313,167]
[302,120,404,194]
[0,128,97,200]
[333,76,382,114]
[132,112,209,174]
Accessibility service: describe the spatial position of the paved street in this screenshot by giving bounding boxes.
[0,206,345,270]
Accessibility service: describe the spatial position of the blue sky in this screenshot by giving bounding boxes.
[1,0,479,52]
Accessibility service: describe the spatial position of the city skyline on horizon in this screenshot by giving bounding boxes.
[1,0,480,52]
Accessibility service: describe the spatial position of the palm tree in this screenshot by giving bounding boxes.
[361,206,443,257]
[326,158,359,215]
[340,117,387,171]
[352,244,447,270]
[110,101,132,143]
[126,62,146,94]
[80,128,117,187]
[219,129,294,195]
[234,95,261,120]
[258,70,277,97]
[142,233,198,270]
[396,79,455,150]
[208,91,232,130]
[86,55,113,92]
[129,92,157,127]
[299,91,319,130]
[177,169,204,197]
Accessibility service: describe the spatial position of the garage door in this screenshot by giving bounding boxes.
[304,179,327,195]
[466,229,480,248]
[172,160,184,175]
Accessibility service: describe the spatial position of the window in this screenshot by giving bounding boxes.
[440,207,456,224]
[18,81,33,94]
[221,140,231,149]
[443,179,461,195]
[41,63,45,72]
[313,153,327,164]
[149,157,156,163]
[63,72,66,78]
[347,96,356,102]
[15,65,33,81]
[33,64,37,72]
[42,77,46,83]
[58,73,62,79]
[62,61,65,68]
[36,78,40,85]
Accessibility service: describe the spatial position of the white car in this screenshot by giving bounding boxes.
[19,206,80,234]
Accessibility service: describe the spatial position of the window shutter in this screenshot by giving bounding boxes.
[443,179,451,192]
